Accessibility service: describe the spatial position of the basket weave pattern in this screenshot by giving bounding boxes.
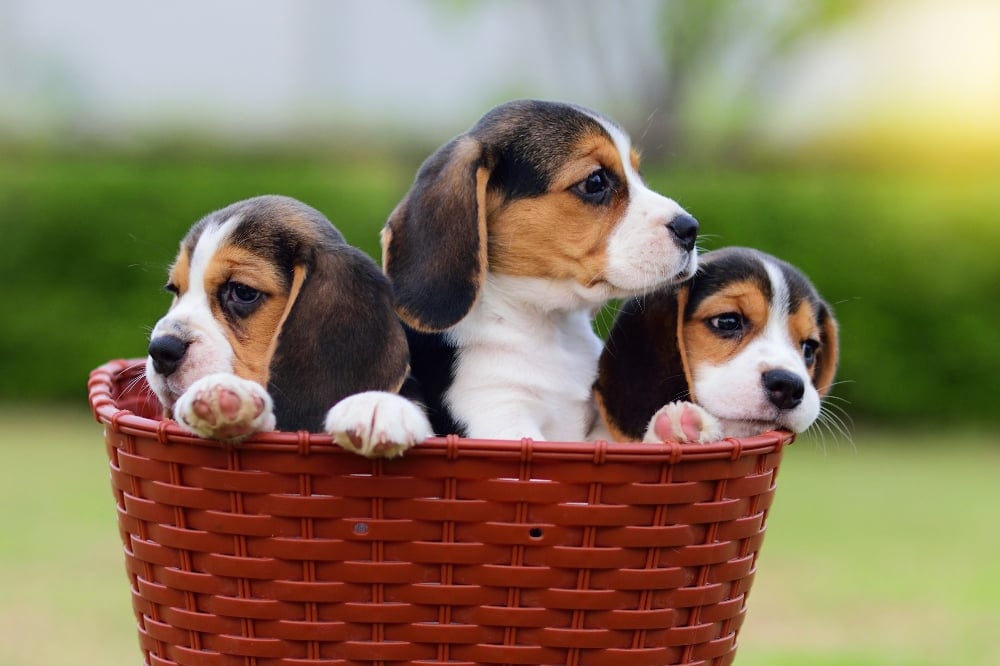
[89,359,792,666]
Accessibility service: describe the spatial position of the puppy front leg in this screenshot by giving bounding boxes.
[643,401,723,444]
[173,373,276,442]
[325,391,433,458]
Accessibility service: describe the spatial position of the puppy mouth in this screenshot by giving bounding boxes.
[144,356,186,409]
[651,248,698,289]
[147,372,182,408]
[710,404,797,433]
[601,252,697,297]
[740,418,788,432]
[676,251,698,281]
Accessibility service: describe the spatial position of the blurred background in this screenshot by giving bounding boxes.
[0,1,997,665]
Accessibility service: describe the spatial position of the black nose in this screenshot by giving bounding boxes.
[762,369,805,410]
[667,213,699,252]
[148,335,188,377]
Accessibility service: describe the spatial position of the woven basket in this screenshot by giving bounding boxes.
[88,358,792,666]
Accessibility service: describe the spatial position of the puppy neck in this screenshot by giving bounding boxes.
[447,273,604,348]
[485,273,615,315]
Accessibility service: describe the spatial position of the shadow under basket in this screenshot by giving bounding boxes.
[88,359,794,666]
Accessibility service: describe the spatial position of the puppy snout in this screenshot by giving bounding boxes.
[667,213,699,252]
[762,369,805,410]
[148,335,189,377]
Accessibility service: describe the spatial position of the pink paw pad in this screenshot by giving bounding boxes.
[653,405,704,442]
[175,375,275,442]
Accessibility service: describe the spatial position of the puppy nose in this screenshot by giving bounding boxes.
[148,335,188,377]
[762,369,805,410]
[667,213,699,252]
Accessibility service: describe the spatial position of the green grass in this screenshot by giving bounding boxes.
[738,431,1000,665]
[0,406,996,665]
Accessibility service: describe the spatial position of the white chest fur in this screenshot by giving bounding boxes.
[444,275,606,441]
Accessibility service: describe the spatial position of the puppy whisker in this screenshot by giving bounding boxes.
[803,401,855,454]
[120,360,162,417]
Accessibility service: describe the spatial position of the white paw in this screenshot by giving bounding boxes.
[324,391,433,458]
[642,401,723,444]
[174,373,276,442]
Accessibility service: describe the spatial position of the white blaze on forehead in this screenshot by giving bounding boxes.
[759,259,799,366]
[170,216,239,318]
[582,111,647,191]
[763,260,789,327]
[739,259,801,372]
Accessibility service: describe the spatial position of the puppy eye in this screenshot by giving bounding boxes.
[231,282,261,304]
[572,168,612,204]
[802,339,820,366]
[708,313,744,336]
[221,281,264,318]
[164,283,179,296]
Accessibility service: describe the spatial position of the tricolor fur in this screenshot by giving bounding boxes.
[594,246,839,442]
[383,100,699,440]
[146,195,430,454]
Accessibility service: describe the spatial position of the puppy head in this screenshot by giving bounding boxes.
[146,195,409,431]
[596,247,838,440]
[382,99,699,332]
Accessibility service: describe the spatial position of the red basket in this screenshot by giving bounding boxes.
[88,358,793,666]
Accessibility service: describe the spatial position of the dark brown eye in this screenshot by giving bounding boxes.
[231,282,260,305]
[221,281,264,318]
[708,313,745,338]
[572,168,612,204]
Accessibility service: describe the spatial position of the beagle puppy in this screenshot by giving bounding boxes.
[594,246,839,443]
[383,99,699,440]
[145,195,431,455]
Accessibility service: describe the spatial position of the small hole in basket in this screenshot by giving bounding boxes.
[529,527,544,540]
[353,522,369,536]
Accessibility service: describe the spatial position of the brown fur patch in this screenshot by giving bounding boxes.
[682,280,771,370]
[487,133,629,284]
[593,388,632,442]
[814,307,840,396]
[789,300,821,363]
[203,245,291,386]
[167,250,191,297]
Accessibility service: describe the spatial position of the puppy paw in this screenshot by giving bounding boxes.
[174,373,276,442]
[643,401,723,444]
[324,391,433,458]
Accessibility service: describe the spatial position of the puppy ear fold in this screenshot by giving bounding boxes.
[813,302,839,398]
[595,285,693,441]
[267,245,410,432]
[673,286,697,402]
[382,135,490,332]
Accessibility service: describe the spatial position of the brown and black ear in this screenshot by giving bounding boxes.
[382,135,491,332]
[594,285,694,441]
[813,301,839,398]
[267,242,410,432]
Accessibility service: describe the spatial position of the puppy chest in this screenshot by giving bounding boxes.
[444,316,601,437]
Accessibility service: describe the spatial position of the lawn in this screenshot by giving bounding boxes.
[0,406,996,665]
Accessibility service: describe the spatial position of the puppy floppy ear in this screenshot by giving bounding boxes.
[267,244,410,432]
[812,301,839,398]
[382,135,491,332]
[594,285,694,441]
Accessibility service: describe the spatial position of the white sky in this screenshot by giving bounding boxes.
[2,0,998,149]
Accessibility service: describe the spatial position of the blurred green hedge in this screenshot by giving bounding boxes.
[2,148,997,428]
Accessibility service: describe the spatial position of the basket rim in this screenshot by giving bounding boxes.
[89,358,793,463]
